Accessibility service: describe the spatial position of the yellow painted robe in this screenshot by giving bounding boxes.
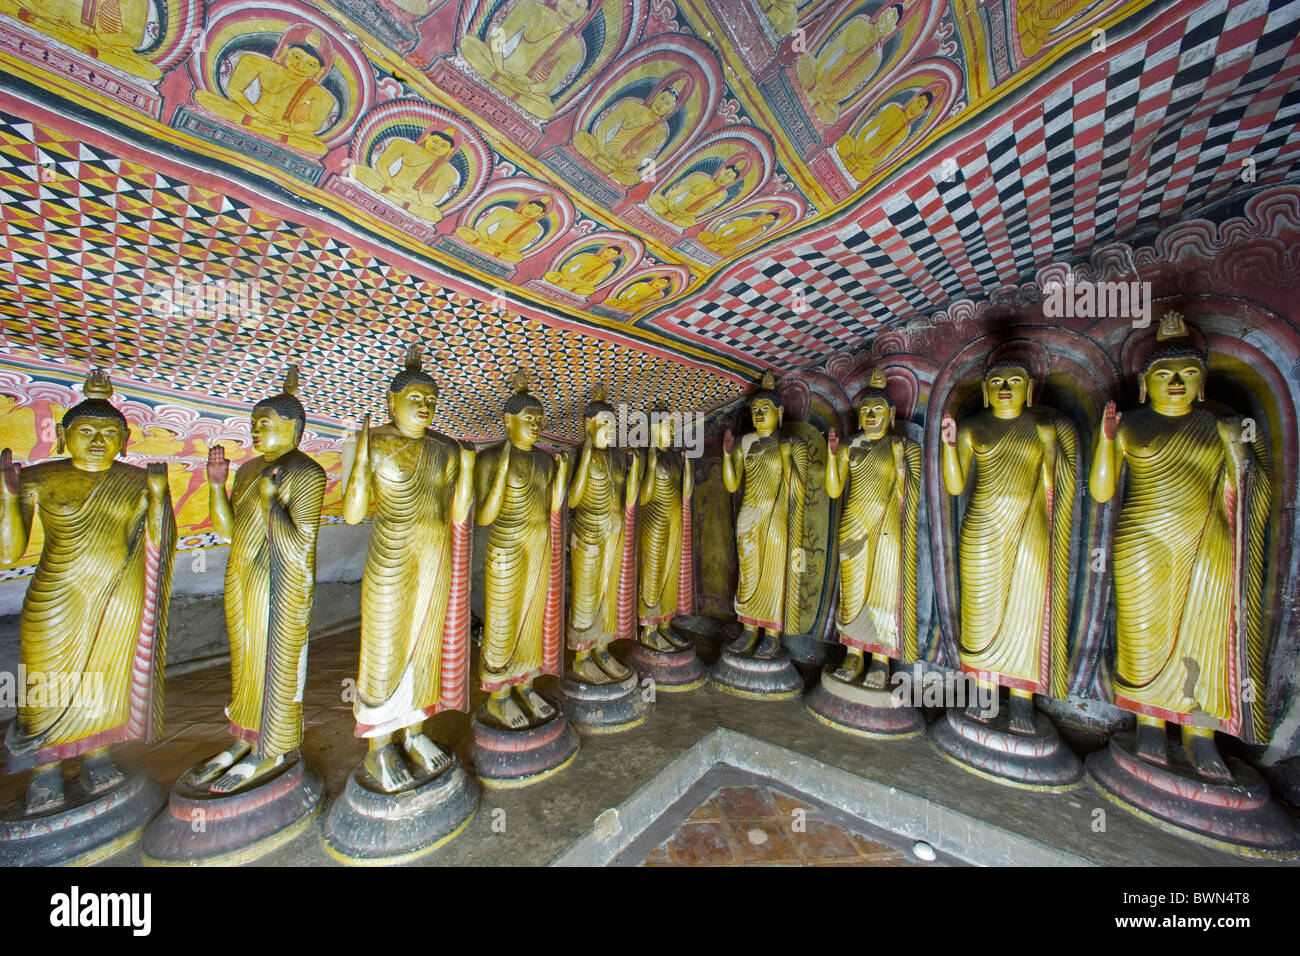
[225,449,325,758]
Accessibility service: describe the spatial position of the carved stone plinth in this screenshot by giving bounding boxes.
[141,753,322,866]
[0,769,163,867]
[929,707,1084,791]
[624,638,707,692]
[559,671,651,734]
[469,698,580,789]
[321,754,479,865]
[710,647,803,700]
[1087,732,1300,859]
[806,665,925,738]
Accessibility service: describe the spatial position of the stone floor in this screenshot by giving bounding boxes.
[0,614,1295,867]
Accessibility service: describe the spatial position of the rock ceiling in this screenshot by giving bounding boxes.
[1,0,1298,437]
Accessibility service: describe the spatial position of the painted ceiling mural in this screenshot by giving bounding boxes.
[0,0,1297,416]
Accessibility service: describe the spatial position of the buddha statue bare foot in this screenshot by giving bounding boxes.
[1135,718,1169,766]
[593,647,632,681]
[572,652,615,685]
[832,648,864,683]
[362,744,414,792]
[1008,692,1036,734]
[864,655,890,690]
[402,731,452,777]
[661,626,690,650]
[25,763,65,813]
[78,748,125,794]
[728,627,760,655]
[517,685,555,722]
[1183,728,1232,782]
[753,630,782,659]
[487,692,530,730]
[640,626,676,653]
[189,741,253,786]
[211,754,287,795]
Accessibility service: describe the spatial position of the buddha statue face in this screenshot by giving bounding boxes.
[251,408,299,460]
[284,45,325,81]
[586,410,616,449]
[506,404,544,449]
[388,382,437,438]
[598,246,621,262]
[716,166,739,186]
[422,132,454,159]
[751,397,781,434]
[519,202,545,220]
[857,396,893,440]
[903,95,929,122]
[1142,356,1205,414]
[983,365,1030,417]
[62,415,126,471]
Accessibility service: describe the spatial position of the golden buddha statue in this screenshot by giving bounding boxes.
[636,405,694,653]
[605,275,671,312]
[796,4,904,125]
[698,212,779,256]
[459,0,593,120]
[567,388,638,684]
[940,360,1077,731]
[475,372,568,728]
[824,370,921,688]
[342,347,474,791]
[544,244,622,296]
[649,162,744,228]
[193,26,338,157]
[0,369,175,812]
[0,0,161,79]
[721,373,809,658]
[455,197,549,263]
[573,77,688,186]
[351,127,461,223]
[835,90,931,182]
[186,367,325,795]
[1089,313,1271,776]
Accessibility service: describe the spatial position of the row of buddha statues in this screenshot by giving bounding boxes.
[0,310,1293,866]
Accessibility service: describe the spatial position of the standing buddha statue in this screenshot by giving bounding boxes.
[0,369,174,864]
[824,369,922,687]
[193,366,326,793]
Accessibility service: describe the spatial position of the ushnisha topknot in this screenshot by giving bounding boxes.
[62,367,128,431]
[504,368,544,416]
[858,366,891,404]
[583,384,616,421]
[749,369,782,408]
[388,344,440,396]
[252,364,307,441]
[1141,311,1207,374]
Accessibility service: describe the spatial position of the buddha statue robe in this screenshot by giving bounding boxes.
[955,410,1076,696]
[1110,409,1270,742]
[637,447,694,627]
[475,442,563,689]
[5,460,175,771]
[355,427,471,736]
[223,449,325,758]
[733,434,807,632]
[836,436,921,661]
[568,447,634,652]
